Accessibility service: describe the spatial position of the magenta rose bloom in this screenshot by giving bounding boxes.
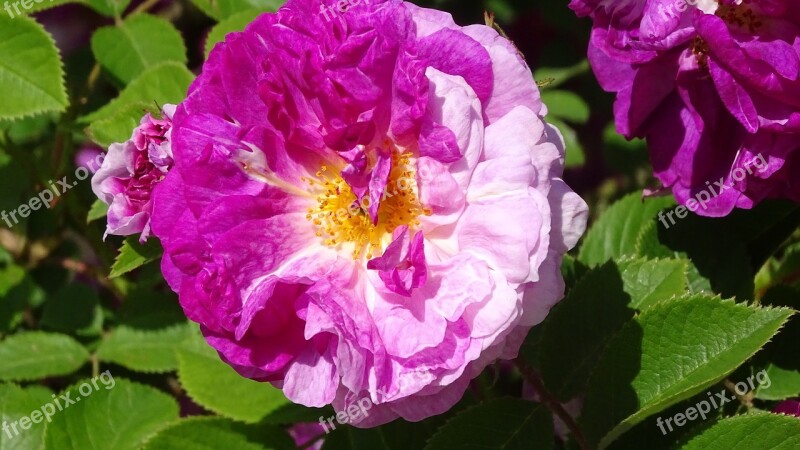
[151,0,587,425]
[92,105,176,241]
[571,0,800,216]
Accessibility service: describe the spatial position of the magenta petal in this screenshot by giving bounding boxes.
[419,119,462,163]
[774,400,800,417]
[709,58,760,133]
[367,226,428,297]
[367,151,392,224]
[324,121,377,152]
[416,28,493,106]
[340,148,370,203]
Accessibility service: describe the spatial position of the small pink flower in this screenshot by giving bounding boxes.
[91,105,176,241]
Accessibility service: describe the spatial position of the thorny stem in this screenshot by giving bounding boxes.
[129,0,162,17]
[515,360,592,450]
[724,379,754,410]
[167,377,184,397]
[77,64,101,109]
[90,354,100,378]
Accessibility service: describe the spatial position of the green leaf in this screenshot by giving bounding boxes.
[87,199,109,223]
[44,379,179,450]
[0,15,68,120]
[205,10,263,57]
[681,413,800,450]
[97,323,194,373]
[189,0,281,20]
[755,364,800,401]
[0,383,53,450]
[579,191,675,266]
[423,398,553,450]
[177,334,288,423]
[87,100,152,147]
[13,0,85,15]
[537,258,687,400]
[0,264,28,333]
[82,62,193,124]
[579,295,793,448]
[92,15,187,85]
[603,390,726,450]
[761,243,800,293]
[752,286,800,401]
[537,262,632,400]
[40,284,103,336]
[541,90,589,124]
[560,253,589,291]
[0,332,89,382]
[0,247,10,265]
[109,237,163,278]
[85,0,133,17]
[143,417,294,450]
[617,258,688,310]
[0,151,31,232]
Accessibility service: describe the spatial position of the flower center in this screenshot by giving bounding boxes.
[716,3,763,33]
[127,150,169,203]
[304,151,429,259]
[690,36,710,71]
[692,3,763,71]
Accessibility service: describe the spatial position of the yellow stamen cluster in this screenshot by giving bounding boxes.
[303,150,431,260]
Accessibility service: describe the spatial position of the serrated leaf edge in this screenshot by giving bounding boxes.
[593,296,795,448]
[0,15,68,122]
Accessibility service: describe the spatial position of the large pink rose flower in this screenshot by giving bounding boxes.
[150,0,587,425]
